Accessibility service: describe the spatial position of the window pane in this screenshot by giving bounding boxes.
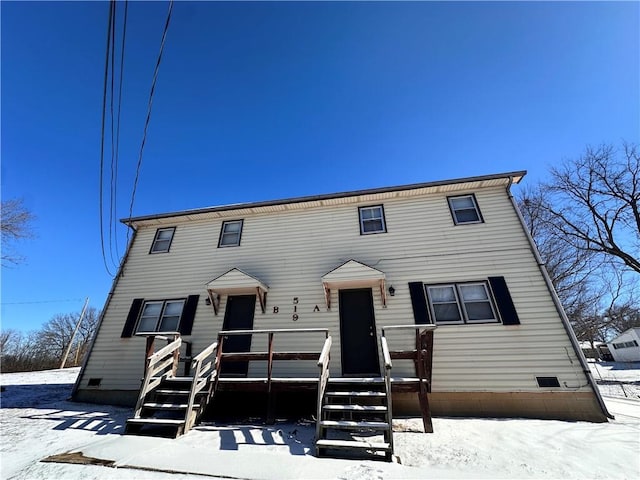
[221,232,240,245]
[429,286,456,302]
[465,302,494,320]
[455,208,480,223]
[361,207,380,220]
[137,317,158,332]
[157,229,173,240]
[164,301,184,316]
[434,304,461,322]
[460,285,488,301]
[451,196,474,209]
[159,315,180,332]
[151,239,170,252]
[363,219,383,232]
[223,222,242,233]
[142,303,162,316]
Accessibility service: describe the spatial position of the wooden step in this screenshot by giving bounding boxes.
[325,391,386,397]
[328,377,384,384]
[142,402,189,410]
[323,404,387,412]
[154,389,195,395]
[126,418,186,426]
[319,420,389,430]
[316,439,391,452]
[164,376,195,382]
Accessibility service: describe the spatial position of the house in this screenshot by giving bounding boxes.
[607,328,640,362]
[72,171,609,456]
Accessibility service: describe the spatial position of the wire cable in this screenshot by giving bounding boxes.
[108,1,117,269]
[99,1,116,277]
[127,0,174,245]
[112,0,129,260]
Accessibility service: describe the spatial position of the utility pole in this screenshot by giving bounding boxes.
[60,297,89,369]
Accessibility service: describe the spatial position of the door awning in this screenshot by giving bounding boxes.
[321,260,387,309]
[206,268,268,315]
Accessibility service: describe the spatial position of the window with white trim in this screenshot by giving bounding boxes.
[448,194,483,224]
[150,227,176,253]
[136,299,185,333]
[218,220,243,247]
[359,205,386,234]
[425,282,498,324]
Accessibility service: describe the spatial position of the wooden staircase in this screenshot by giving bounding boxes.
[125,335,218,438]
[316,378,393,461]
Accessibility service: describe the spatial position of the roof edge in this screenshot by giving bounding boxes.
[122,170,526,225]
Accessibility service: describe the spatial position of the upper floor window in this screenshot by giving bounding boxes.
[613,340,639,350]
[448,194,483,224]
[218,220,243,247]
[136,299,185,333]
[359,205,386,234]
[150,227,176,253]
[425,282,498,324]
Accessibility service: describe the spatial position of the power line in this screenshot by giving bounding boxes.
[127,0,174,245]
[108,1,117,269]
[99,1,116,277]
[112,0,129,261]
[2,298,85,305]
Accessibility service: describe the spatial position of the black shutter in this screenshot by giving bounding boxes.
[121,298,144,338]
[488,277,520,325]
[408,282,432,324]
[179,295,199,335]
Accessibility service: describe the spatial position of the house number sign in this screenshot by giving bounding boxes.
[271,297,322,321]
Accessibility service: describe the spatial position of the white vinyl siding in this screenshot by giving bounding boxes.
[77,185,591,396]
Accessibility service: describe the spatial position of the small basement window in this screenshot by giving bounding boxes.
[359,205,386,234]
[536,376,561,388]
[87,378,102,387]
[448,194,483,225]
[218,220,243,247]
[150,227,176,253]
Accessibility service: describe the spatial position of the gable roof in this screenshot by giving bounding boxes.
[122,170,526,228]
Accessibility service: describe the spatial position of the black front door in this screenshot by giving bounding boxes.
[339,288,380,376]
[221,294,256,377]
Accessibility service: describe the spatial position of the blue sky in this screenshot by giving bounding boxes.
[2,1,639,333]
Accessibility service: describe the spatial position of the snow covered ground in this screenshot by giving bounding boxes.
[1,366,639,480]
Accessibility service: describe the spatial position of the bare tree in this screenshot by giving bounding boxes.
[536,143,639,274]
[1,198,35,266]
[518,186,598,314]
[0,308,99,372]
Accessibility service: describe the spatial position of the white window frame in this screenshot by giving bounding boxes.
[136,299,185,333]
[358,205,387,235]
[150,227,176,253]
[425,281,499,325]
[218,220,243,247]
[447,194,483,225]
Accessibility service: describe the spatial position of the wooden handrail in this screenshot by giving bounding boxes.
[316,335,332,445]
[184,340,218,433]
[381,324,436,433]
[216,327,331,423]
[380,336,392,370]
[133,334,182,418]
[219,327,329,336]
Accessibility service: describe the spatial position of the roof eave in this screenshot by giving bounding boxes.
[122,170,526,227]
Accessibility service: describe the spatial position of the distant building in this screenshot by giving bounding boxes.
[607,328,640,362]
